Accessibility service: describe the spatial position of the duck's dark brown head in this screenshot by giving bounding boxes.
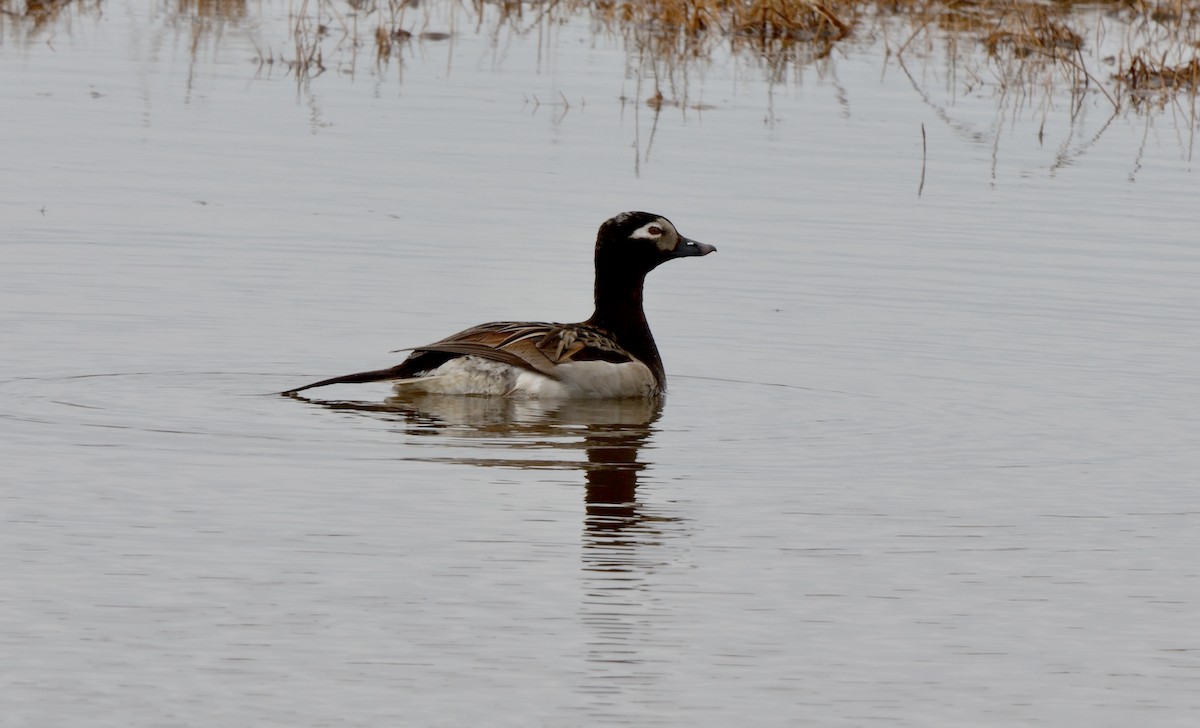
[594,211,716,277]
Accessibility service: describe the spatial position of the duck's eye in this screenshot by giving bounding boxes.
[630,221,667,240]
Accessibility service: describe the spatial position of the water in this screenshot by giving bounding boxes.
[2,3,1199,726]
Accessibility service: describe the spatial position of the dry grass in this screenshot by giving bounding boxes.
[3,0,1198,108]
[982,5,1083,58]
[1121,53,1200,90]
[1,0,102,35]
[175,0,247,17]
[588,0,1199,110]
[1109,1,1200,105]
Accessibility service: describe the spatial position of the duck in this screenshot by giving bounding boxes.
[282,211,716,399]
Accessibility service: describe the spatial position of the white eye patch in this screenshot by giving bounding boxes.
[630,221,667,240]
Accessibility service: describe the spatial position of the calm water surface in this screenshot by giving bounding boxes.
[2,3,1199,726]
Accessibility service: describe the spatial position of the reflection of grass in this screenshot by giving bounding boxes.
[3,0,1198,109]
[1,0,102,36]
[175,0,246,17]
[598,0,1199,108]
[338,0,1200,112]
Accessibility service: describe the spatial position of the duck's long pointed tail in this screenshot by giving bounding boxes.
[281,363,413,396]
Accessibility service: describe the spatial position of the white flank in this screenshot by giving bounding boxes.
[551,360,658,398]
[391,356,657,398]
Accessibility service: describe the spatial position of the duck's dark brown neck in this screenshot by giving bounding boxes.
[585,265,665,387]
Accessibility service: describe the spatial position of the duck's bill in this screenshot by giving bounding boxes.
[671,237,717,257]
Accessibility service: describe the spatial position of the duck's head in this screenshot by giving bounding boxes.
[595,211,716,275]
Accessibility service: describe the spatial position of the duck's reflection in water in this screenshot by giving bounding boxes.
[293,392,684,678]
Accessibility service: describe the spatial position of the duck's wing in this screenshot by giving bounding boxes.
[281,321,635,395]
[407,321,637,374]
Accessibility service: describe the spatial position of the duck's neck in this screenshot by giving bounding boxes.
[586,266,665,387]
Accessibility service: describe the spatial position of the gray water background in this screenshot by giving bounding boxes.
[2,3,1198,726]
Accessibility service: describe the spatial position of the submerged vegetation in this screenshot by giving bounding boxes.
[3,0,1199,115]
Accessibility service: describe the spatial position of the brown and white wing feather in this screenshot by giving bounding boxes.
[407,321,638,378]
